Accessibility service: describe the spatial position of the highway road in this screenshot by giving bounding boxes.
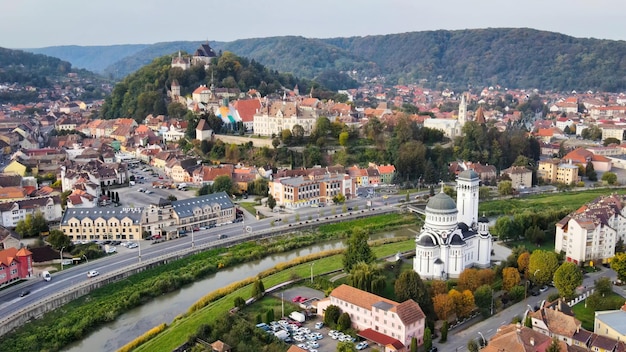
[0,188,414,327]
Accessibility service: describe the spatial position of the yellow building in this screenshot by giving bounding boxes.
[60,207,144,241]
[3,160,27,176]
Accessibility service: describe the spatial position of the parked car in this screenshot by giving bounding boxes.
[356,341,369,350]
[292,296,302,302]
[314,322,324,329]
[19,290,30,297]
[127,242,138,249]
[540,285,549,293]
[87,270,99,278]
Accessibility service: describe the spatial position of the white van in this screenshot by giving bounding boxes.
[42,271,51,281]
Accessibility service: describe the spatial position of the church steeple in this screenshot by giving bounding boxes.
[458,93,467,126]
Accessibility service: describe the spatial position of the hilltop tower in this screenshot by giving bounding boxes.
[458,93,467,126]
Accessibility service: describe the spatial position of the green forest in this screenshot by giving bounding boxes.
[31,28,626,92]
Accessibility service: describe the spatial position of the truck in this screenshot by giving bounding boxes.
[274,330,289,341]
[42,271,51,281]
[177,183,187,190]
[289,311,306,323]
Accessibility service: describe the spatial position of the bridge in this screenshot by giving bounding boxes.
[406,203,426,215]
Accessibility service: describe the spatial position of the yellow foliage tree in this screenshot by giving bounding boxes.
[458,268,480,292]
[431,280,448,296]
[433,293,454,321]
[518,252,530,277]
[449,289,475,319]
[503,267,521,291]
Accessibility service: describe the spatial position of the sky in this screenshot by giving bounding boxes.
[2,0,626,48]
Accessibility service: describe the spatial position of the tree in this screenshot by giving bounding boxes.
[604,137,621,146]
[602,171,618,185]
[167,194,178,201]
[422,328,432,351]
[595,277,613,296]
[336,341,357,352]
[474,285,494,318]
[324,305,341,327]
[455,290,475,319]
[528,250,559,286]
[394,270,434,318]
[440,321,448,343]
[251,278,265,300]
[213,175,234,195]
[611,252,626,282]
[265,308,275,323]
[281,129,292,145]
[498,180,514,195]
[292,124,305,143]
[517,252,530,277]
[492,216,514,242]
[458,268,481,292]
[525,225,545,246]
[431,280,448,296]
[271,138,280,149]
[467,339,479,352]
[410,336,418,352]
[197,184,211,196]
[333,194,346,204]
[585,161,597,181]
[337,312,352,331]
[348,262,386,294]
[339,131,349,147]
[546,337,562,352]
[47,229,70,250]
[502,267,521,291]
[233,296,246,310]
[509,285,526,302]
[433,293,454,321]
[553,262,583,299]
[267,194,276,210]
[342,228,374,271]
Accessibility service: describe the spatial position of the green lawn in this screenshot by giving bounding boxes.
[571,292,625,331]
[479,188,626,216]
[503,238,556,253]
[238,201,260,217]
[135,240,416,352]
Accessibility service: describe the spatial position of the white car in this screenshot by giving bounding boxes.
[296,343,309,350]
[127,242,138,249]
[356,341,369,350]
[105,246,117,253]
[87,270,99,278]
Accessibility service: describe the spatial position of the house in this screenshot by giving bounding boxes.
[316,284,425,350]
[376,164,396,184]
[594,304,626,342]
[166,192,235,233]
[3,159,28,176]
[529,299,582,345]
[0,247,33,285]
[0,196,63,228]
[196,119,213,141]
[537,159,580,184]
[0,186,28,202]
[192,164,234,185]
[483,324,555,352]
[501,166,533,189]
[555,194,626,265]
[253,101,318,137]
[423,117,462,139]
[563,148,612,172]
[449,161,497,184]
[210,340,231,352]
[233,99,262,132]
[269,173,355,209]
[0,227,20,250]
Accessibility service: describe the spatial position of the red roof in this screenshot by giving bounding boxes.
[358,328,405,350]
[233,99,262,122]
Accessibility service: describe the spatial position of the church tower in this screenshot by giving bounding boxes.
[458,93,467,126]
[171,79,181,98]
[456,169,479,227]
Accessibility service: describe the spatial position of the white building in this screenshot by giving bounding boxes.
[423,117,462,139]
[555,194,626,265]
[0,196,63,228]
[253,101,317,137]
[316,284,425,350]
[413,170,492,279]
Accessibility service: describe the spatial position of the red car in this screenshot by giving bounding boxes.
[292,296,302,302]
[298,297,308,303]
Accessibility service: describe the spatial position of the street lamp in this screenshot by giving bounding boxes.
[83,254,88,263]
[60,246,65,271]
[191,227,195,248]
[478,332,486,347]
[138,240,142,262]
[310,262,315,283]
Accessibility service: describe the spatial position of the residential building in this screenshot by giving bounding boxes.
[595,305,626,342]
[376,164,396,184]
[0,247,33,285]
[449,161,497,184]
[0,196,63,228]
[537,159,580,184]
[483,324,555,352]
[0,186,28,202]
[142,198,179,238]
[269,173,355,209]
[60,207,144,241]
[196,119,213,141]
[529,299,582,345]
[0,227,20,250]
[414,170,492,279]
[600,124,626,142]
[555,194,626,265]
[563,148,612,172]
[501,166,533,189]
[169,192,235,233]
[316,284,425,350]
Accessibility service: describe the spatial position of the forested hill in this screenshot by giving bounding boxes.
[27,28,626,92]
[0,47,75,87]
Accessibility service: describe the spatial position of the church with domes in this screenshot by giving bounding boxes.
[413,170,492,279]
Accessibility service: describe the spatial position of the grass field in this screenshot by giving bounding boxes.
[134,239,416,352]
[503,239,556,253]
[238,201,260,217]
[571,292,625,331]
[479,188,626,216]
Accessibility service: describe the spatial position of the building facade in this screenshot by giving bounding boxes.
[0,196,63,228]
[555,194,626,265]
[269,174,355,209]
[0,247,33,285]
[60,207,144,241]
[413,170,492,279]
[316,284,425,350]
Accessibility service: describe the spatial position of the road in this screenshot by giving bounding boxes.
[0,187,410,327]
[442,266,618,351]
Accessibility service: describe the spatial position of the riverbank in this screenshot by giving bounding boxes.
[131,239,416,352]
[0,213,417,352]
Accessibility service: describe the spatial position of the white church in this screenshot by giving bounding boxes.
[413,170,492,279]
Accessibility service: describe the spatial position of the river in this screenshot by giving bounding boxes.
[64,228,416,352]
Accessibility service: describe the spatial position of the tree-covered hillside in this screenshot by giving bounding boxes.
[26,44,150,73]
[0,47,74,87]
[100,51,344,121]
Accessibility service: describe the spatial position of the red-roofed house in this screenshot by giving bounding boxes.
[563,147,612,172]
[0,247,33,285]
[316,284,425,349]
[233,99,262,132]
[376,164,396,184]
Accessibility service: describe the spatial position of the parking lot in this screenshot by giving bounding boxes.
[268,287,371,352]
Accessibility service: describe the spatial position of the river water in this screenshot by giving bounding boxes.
[64,228,416,352]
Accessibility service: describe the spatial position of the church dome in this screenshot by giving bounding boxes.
[450,234,466,246]
[458,169,479,180]
[418,235,436,247]
[426,192,456,212]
